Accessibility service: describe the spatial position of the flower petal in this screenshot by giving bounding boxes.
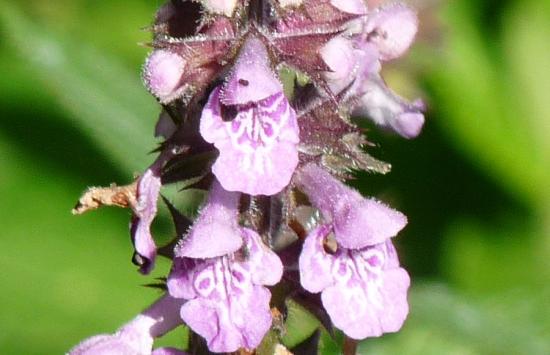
[175,180,242,258]
[69,295,184,354]
[299,225,336,293]
[353,75,425,139]
[320,37,358,95]
[221,37,282,105]
[330,0,367,15]
[365,3,418,61]
[241,228,283,286]
[130,169,161,274]
[296,164,407,249]
[300,240,411,339]
[178,258,273,352]
[278,0,302,8]
[152,348,189,355]
[332,196,408,249]
[201,0,238,17]
[167,257,203,300]
[143,50,185,103]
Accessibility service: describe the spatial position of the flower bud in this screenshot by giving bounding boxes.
[320,37,357,95]
[353,75,425,139]
[201,0,238,17]
[143,50,185,103]
[366,3,418,61]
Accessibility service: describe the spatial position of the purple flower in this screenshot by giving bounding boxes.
[200,37,299,196]
[295,164,407,249]
[315,4,425,139]
[69,295,184,355]
[130,168,162,274]
[353,74,425,139]
[299,225,410,339]
[175,180,243,259]
[296,164,410,338]
[168,228,283,353]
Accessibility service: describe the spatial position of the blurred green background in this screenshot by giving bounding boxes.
[0,0,548,354]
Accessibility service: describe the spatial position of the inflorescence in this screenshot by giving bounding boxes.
[70,0,424,353]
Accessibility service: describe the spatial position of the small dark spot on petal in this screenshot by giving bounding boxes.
[238,79,249,86]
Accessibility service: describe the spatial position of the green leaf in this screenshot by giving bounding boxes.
[501,0,550,201]
[426,1,546,206]
[0,133,171,354]
[281,298,321,348]
[0,1,158,173]
[357,283,550,355]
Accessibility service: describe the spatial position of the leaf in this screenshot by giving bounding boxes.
[0,1,158,173]
[501,0,550,200]
[281,298,321,348]
[426,1,546,206]
[357,283,550,355]
[0,134,170,354]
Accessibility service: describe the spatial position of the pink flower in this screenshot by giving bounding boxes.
[299,225,410,339]
[168,229,283,352]
[296,164,410,338]
[353,75,425,139]
[200,37,299,196]
[295,164,407,249]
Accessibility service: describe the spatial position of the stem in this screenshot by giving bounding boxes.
[343,336,358,355]
[249,0,267,26]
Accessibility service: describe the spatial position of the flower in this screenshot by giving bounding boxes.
[69,295,184,355]
[168,228,283,353]
[130,168,162,274]
[315,2,425,139]
[200,37,299,196]
[295,164,407,249]
[295,163,410,338]
[352,74,425,139]
[72,1,424,352]
[299,225,410,339]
